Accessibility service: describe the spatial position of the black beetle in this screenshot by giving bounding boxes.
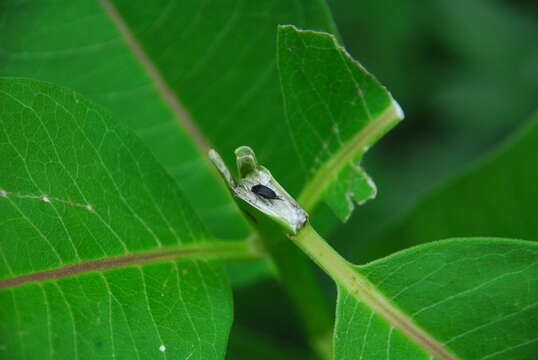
[251,184,280,200]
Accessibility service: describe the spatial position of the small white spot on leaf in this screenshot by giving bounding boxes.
[0,190,7,197]
[41,196,51,203]
[159,345,166,352]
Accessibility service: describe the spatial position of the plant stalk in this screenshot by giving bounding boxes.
[290,223,457,360]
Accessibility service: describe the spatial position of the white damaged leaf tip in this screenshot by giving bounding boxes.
[209,147,308,234]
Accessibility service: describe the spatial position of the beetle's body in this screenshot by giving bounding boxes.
[251,184,280,200]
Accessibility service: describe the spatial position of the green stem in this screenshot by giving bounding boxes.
[291,224,366,289]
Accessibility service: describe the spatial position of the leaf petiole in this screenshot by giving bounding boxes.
[291,223,456,360]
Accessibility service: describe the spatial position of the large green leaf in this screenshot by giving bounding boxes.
[361,111,538,263]
[0,78,253,359]
[335,238,538,359]
[277,25,404,221]
[0,0,246,239]
[0,0,338,239]
[0,2,345,312]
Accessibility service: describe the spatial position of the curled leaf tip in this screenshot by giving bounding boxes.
[209,147,308,234]
[234,146,258,177]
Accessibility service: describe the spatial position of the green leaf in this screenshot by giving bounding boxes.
[362,111,538,263]
[0,0,248,240]
[277,25,404,221]
[335,238,538,359]
[0,0,338,239]
[104,0,337,197]
[0,78,256,358]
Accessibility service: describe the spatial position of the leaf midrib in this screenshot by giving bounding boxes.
[99,0,211,152]
[0,240,260,289]
[297,103,403,212]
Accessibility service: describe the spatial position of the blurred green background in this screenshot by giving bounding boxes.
[329,0,538,259]
[231,0,538,358]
